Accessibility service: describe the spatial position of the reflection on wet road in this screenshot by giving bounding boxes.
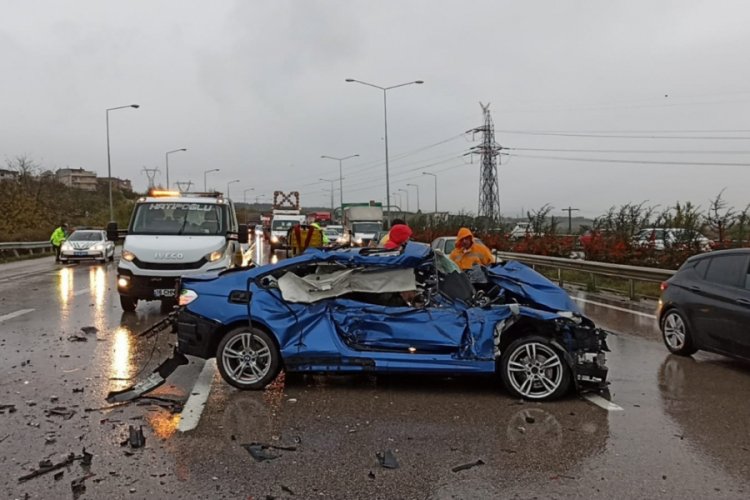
[1,248,750,498]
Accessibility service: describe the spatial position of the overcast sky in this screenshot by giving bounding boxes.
[2,0,749,217]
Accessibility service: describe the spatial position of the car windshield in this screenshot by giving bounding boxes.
[129,202,227,235]
[272,219,299,230]
[444,239,456,254]
[68,231,103,242]
[352,222,381,234]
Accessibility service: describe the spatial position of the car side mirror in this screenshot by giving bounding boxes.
[106,221,118,242]
[237,224,249,244]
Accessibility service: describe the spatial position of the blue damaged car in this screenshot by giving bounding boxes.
[174,242,609,401]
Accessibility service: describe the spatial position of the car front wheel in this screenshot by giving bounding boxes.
[661,309,698,356]
[216,327,280,390]
[500,336,571,401]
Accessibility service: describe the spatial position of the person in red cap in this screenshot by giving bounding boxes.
[384,224,412,250]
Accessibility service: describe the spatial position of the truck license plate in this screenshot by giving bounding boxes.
[154,288,175,298]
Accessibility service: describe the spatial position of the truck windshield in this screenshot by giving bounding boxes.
[129,202,228,235]
[352,222,381,234]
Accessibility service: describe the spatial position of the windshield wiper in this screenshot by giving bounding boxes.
[176,214,189,235]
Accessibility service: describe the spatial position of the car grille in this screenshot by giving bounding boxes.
[132,257,208,270]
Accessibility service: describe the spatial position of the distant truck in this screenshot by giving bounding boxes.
[306,211,332,225]
[270,190,305,250]
[108,189,248,312]
[343,203,383,246]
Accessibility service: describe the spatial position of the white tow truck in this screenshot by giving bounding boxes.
[108,190,248,311]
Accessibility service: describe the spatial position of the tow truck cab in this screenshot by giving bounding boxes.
[109,190,248,312]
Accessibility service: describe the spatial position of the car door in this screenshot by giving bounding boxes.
[690,253,750,356]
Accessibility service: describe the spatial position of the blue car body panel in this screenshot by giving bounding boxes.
[177,242,599,376]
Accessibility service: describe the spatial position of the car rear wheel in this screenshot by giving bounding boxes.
[661,309,697,356]
[217,327,280,390]
[120,295,137,312]
[500,336,571,401]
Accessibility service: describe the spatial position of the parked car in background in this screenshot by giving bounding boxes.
[508,222,537,240]
[431,236,488,255]
[175,243,609,401]
[633,228,712,252]
[658,248,750,360]
[59,229,115,264]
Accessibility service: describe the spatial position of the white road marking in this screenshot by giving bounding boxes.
[584,393,624,412]
[178,359,217,433]
[0,308,35,323]
[572,296,657,319]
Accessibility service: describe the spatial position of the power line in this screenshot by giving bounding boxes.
[502,152,750,167]
[496,130,750,140]
[507,147,750,155]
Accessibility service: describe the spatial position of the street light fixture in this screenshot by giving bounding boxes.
[398,188,410,213]
[319,178,336,212]
[321,154,359,220]
[165,148,187,189]
[407,183,420,213]
[243,188,255,204]
[345,78,424,225]
[391,192,402,211]
[226,179,240,198]
[203,168,220,191]
[106,104,139,221]
[422,172,437,213]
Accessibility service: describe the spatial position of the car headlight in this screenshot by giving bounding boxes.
[179,289,198,306]
[271,235,279,243]
[207,250,224,262]
[61,242,72,251]
[117,276,129,288]
[91,243,104,251]
[355,237,363,245]
[121,250,136,261]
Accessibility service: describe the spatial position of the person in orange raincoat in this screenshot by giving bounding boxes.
[448,227,493,270]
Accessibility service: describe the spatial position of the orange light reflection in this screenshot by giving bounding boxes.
[147,411,181,440]
[111,327,133,382]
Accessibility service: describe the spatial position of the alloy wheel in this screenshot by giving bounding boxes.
[221,332,273,385]
[505,341,564,399]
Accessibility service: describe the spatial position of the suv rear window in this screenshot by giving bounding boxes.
[704,255,747,288]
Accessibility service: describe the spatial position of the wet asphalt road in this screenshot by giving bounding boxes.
[1,251,749,499]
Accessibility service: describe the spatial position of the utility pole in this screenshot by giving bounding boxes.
[467,103,502,229]
[562,206,580,234]
[142,167,159,189]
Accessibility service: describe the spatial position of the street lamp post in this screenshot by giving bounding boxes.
[319,178,336,212]
[226,179,240,198]
[345,78,423,225]
[243,188,255,205]
[203,168,220,191]
[391,192,402,212]
[321,154,359,221]
[407,183,420,213]
[398,188,410,213]
[422,172,437,213]
[106,104,139,221]
[165,148,187,189]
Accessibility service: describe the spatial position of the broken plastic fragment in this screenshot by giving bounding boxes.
[80,326,99,335]
[242,443,280,462]
[451,459,485,472]
[128,425,146,448]
[376,450,399,469]
[105,348,188,403]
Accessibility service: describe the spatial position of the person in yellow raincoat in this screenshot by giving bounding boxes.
[448,227,493,270]
[50,223,68,263]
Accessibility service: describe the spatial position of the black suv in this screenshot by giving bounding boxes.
[658,248,750,359]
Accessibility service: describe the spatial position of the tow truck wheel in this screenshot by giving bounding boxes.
[500,335,571,401]
[120,295,138,312]
[217,327,280,390]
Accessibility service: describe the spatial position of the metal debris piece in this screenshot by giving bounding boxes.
[72,387,84,393]
[376,450,399,469]
[241,443,280,462]
[67,334,88,342]
[281,485,295,495]
[105,348,188,403]
[45,406,76,420]
[54,471,64,481]
[17,448,91,482]
[0,404,16,414]
[451,459,485,473]
[368,471,376,479]
[80,326,99,335]
[127,425,146,448]
[71,473,94,500]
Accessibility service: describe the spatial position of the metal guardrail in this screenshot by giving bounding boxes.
[0,241,53,257]
[495,251,675,300]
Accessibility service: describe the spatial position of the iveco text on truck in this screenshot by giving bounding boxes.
[108,190,248,311]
